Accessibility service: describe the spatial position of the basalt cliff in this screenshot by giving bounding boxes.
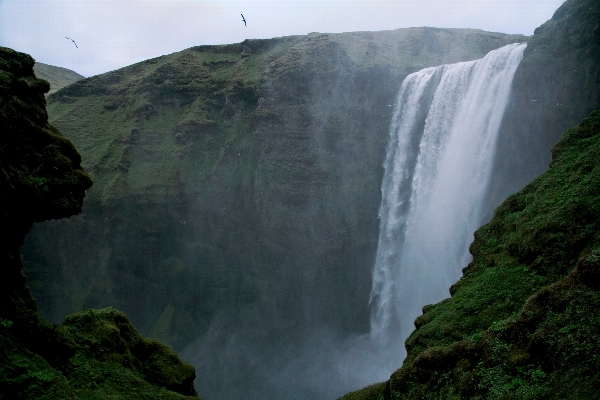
[20,27,526,398]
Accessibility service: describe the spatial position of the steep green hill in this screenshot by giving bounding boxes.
[33,62,84,95]
[0,46,198,399]
[22,28,525,355]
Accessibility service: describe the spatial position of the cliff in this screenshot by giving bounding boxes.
[0,46,198,399]
[20,28,525,358]
[486,0,600,214]
[22,6,600,394]
[341,109,600,400]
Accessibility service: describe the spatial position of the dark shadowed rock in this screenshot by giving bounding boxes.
[0,46,198,399]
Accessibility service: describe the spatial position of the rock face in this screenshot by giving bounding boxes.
[15,0,600,396]
[341,0,600,398]
[0,46,198,399]
[486,0,600,215]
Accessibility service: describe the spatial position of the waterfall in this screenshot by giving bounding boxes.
[370,43,527,346]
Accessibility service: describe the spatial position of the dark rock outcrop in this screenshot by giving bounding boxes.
[0,46,198,399]
[0,46,92,377]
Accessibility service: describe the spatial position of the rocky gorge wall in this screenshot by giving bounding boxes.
[19,0,600,396]
[486,0,600,215]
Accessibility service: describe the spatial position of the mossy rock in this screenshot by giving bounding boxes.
[0,46,199,400]
[60,307,198,398]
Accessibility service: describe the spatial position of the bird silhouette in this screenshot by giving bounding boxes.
[65,37,78,48]
[241,14,247,27]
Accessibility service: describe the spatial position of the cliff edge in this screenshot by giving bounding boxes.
[342,0,600,397]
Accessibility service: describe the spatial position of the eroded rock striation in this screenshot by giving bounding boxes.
[0,46,198,399]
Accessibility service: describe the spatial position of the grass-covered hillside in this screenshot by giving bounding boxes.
[341,111,600,399]
[0,46,198,399]
[21,28,525,357]
[32,62,85,95]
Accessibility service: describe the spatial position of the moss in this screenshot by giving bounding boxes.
[0,47,93,232]
[59,308,198,398]
[340,382,387,400]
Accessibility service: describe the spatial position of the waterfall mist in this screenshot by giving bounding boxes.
[184,43,526,400]
[370,42,526,348]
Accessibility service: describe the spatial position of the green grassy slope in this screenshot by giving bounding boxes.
[44,29,524,203]
[33,62,85,95]
[22,28,525,353]
[1,307,200,400]
[340,110,600,400]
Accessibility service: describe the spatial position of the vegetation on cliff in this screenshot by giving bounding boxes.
[0,46,198,399]
[14,0,600,397]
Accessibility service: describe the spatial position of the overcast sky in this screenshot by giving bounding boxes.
[0,0,564,77]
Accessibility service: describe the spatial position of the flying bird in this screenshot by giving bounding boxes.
[65,37,78,48]
[241,14,247,27]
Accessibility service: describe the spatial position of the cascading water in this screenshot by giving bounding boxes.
[370,43,527,348]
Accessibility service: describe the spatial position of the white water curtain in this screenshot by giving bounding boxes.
[370,43,527,345]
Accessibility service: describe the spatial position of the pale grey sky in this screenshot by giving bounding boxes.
[0,0,564,77]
